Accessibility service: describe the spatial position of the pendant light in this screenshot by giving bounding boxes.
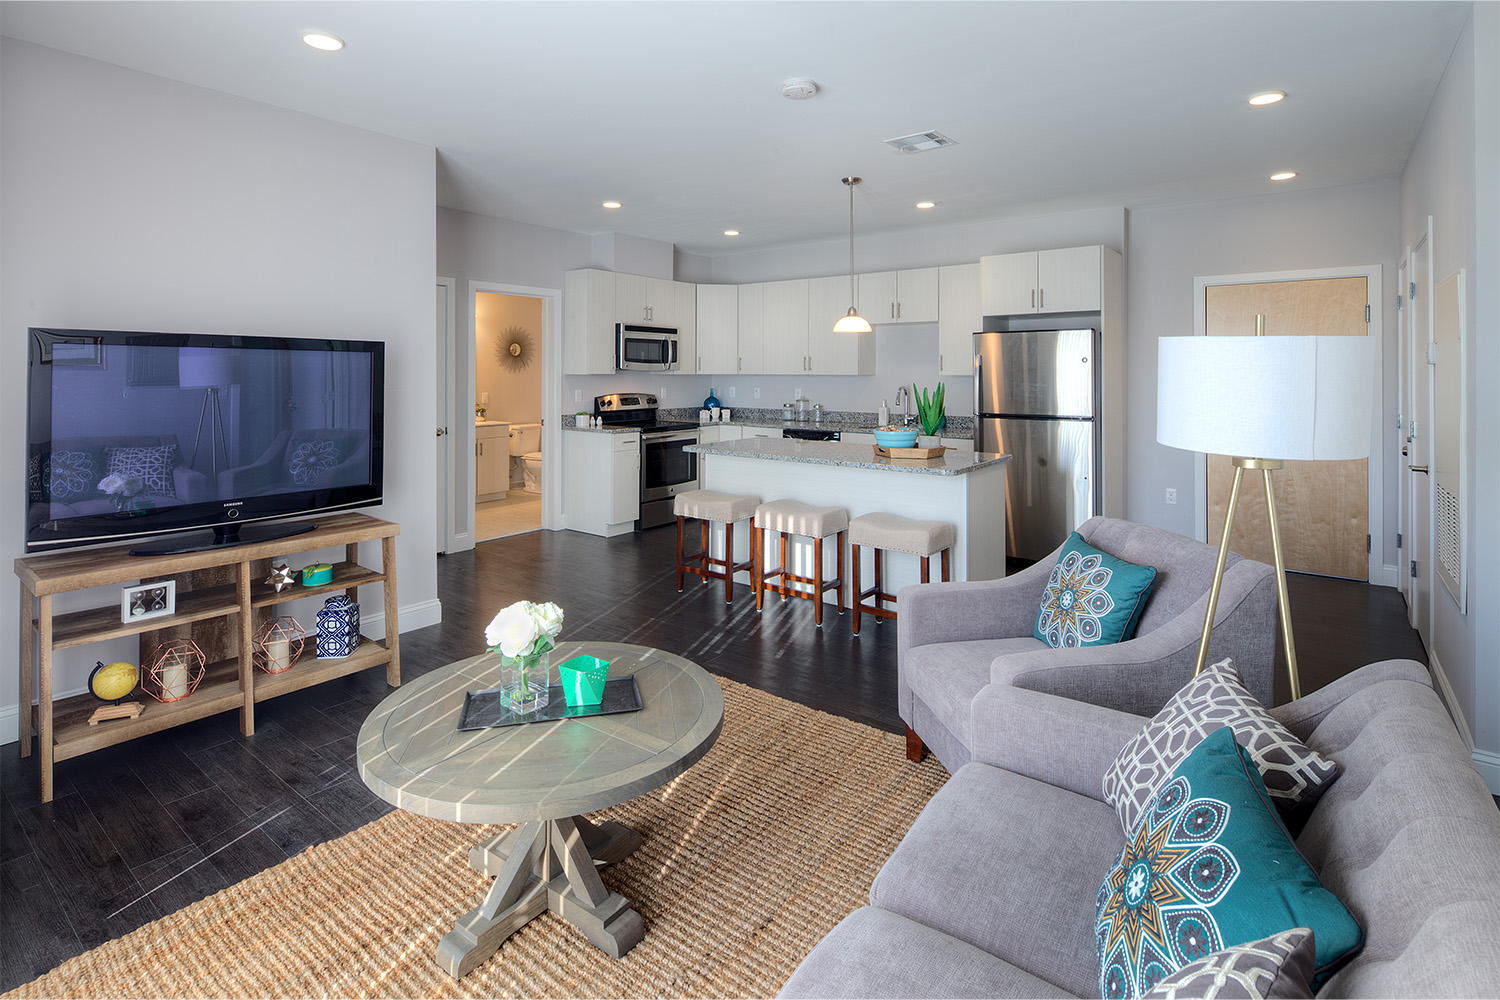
[833,176,873,333]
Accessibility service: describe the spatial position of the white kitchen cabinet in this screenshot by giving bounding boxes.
[564,430,640,537]
[808,275,875,374]
[563,268,617,375]
[716,425,745,441]
[980,246,1106,315]
[736,282,764,373]
[475,422,511,499]
[858,268,938,324]
[938,262,981,375]
[735,279,808,374]
[673,280,697,373]
[615,274,677,327]
[695,286,737,374]
[695,284,738,374]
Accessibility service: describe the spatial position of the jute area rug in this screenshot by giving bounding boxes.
[8,678,949,999]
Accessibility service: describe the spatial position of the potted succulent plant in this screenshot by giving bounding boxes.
[913,383,946,444]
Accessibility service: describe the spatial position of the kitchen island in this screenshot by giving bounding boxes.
[686,437,1011,608]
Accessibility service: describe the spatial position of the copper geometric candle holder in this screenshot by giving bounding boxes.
[144,638,206,703]
[253,616,306,674]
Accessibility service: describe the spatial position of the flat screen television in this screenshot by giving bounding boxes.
[26,328,385,555]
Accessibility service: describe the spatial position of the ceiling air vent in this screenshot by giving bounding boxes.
[884,131,958,153]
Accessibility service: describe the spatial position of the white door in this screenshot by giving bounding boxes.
[1408,229,1434,642]
[435,279,459,553]
[1396,254,1411,608]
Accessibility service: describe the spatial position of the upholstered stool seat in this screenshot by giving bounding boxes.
[753,499,848,627]
[848,512,955,634]
[675,489,760,603]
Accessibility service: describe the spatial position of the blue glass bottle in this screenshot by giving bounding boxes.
[703,387,721,411]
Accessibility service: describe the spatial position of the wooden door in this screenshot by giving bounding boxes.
[1204,277,1369,580]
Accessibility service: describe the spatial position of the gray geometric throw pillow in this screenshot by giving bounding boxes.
[1143,927,1317,1000]
[1102,658,1341,836]
[104,444,178,497]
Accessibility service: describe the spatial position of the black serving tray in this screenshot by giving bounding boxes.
[457,677,642,731]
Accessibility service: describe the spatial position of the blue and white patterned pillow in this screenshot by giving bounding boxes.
[45,449,101,500]
[104,444,178,497]
[289,439,341,485]
[1034,532,1158,648]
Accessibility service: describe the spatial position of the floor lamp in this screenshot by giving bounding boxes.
[179,347,234,480]
[1157,330,1374,700]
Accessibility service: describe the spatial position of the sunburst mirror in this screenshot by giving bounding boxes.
[494,326,535,372]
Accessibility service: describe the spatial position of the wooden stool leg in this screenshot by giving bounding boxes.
[699,520,710,586]
[835,530,845,615]
[813,535,824,626]
[873,547,884,618]
[722,522,735,604]
[920,555,931,584]
[852,543,862,635]
[778,532,789,603]
[754,527,764,612]
[675,516,686,592]
[941,547,951,582]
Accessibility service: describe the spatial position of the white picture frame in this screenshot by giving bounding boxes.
[120,580,176,624]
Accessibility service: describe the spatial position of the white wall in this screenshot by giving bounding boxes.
[1398,3,1500,789]
[1,39,437,741]
[1124,180,1401,551]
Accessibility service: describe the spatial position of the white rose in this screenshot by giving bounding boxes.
[486,602,540,656]
[531,602,564,641]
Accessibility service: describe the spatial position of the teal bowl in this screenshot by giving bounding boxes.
[873,429,919,449]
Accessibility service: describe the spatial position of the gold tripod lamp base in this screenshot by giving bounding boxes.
[1193,456,1301,701]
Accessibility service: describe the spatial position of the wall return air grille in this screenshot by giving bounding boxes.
[884,131,958,153]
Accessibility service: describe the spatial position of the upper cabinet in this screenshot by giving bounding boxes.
[808,275,875,374]
[937,263,980,376]
[696,284,738,374]
[616,273,677,327]
[980,246,1105,315]
[857,268,938,324]
[564,268,616,375]
[738,279,808,374]
[673,280,697,374]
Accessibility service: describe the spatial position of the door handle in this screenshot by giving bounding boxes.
[1408,465,1429,474]
[436,427,446,437]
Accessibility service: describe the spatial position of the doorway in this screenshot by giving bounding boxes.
[1192,266,1384,582]
[474,291,546,541]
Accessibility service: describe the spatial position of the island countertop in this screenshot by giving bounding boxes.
[687,436,1010,477]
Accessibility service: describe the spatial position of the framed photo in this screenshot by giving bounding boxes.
[120,581,176,624]
[50,338,105,367]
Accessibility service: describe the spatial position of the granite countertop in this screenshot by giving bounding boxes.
[686,436,1009,477]
[563,409,976,437]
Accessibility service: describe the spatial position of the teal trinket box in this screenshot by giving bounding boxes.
[557,655,611,708]
[300,563,333,586]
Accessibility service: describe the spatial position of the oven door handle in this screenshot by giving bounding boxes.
[642,430,701,445]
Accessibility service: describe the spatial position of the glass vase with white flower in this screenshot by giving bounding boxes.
[98,473,146,511]
[484,600,564,713]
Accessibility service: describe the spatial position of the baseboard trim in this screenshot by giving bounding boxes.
[1,597,445,747]
[1473,749,1500,796]
[1379,564,1399,588]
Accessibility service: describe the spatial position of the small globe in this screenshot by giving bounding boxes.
[89,660,139,702]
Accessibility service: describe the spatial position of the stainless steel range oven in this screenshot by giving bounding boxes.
[593,393,701,529]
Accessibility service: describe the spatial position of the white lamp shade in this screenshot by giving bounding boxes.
[178,347,238,388]
[1157,335,1374,460]
[833,310,873,334]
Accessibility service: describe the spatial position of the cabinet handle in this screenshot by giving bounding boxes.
[897,302,902,319]
[890,302,895,319]
[1031,289,1036,308]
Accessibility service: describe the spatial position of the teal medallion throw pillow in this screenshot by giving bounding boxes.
[1095,726,1362,999]
[1035,532,1158,647]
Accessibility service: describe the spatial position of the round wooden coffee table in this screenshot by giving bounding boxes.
[357,641,724,978]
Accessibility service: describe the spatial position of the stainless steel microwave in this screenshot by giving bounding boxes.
[616,323,679,371]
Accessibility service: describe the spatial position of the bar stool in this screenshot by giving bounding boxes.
[753,499,848,627]
[849,512,956,634]
[675,490,760,603]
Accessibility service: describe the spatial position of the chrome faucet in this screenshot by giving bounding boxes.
[893,385,912,425]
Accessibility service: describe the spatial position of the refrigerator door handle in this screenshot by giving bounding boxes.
[973,353,982,424]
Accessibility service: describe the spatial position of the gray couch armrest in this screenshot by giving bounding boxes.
[896,558,1053,653]
[990,557,1278,714]
[969,685,1144,802]
[1268,657,1430,742]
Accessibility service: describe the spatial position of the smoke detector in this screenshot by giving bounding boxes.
[885,131,958,153]
[782,79,819,100]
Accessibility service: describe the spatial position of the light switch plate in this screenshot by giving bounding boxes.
[120,580,176,624]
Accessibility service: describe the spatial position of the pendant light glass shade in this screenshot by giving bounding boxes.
[835,176,871,333]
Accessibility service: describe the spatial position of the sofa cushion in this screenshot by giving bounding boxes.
[104,443,179,497]
[871,762,1121,997]
[904,637,1046,748]
[1035,531,1158,648]
[776,907,1073,1000]
[1142,926,1316,1000]
[1103,659,1339,836]
[1095,727,1362,999]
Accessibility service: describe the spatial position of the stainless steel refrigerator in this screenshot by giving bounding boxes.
[974,329,1101,562]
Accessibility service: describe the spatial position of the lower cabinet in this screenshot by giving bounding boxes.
[564,430,640,537]
[475,422,510,499]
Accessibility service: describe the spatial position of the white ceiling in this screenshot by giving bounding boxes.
[0,1,1472,256]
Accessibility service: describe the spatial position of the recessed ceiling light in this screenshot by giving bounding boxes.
[724,230,740,237]
[915,201,936,209]
[1270,171,1297,181]
[1249,91,1286,106]
[301,32,344,51]
[602,201,622,209]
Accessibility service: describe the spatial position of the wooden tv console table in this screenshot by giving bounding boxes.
[15,512,400,802]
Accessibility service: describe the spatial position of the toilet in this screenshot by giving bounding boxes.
[509,423,543,494]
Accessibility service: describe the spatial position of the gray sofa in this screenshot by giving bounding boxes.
[900,516,1278,770]
[780,659,1500,998]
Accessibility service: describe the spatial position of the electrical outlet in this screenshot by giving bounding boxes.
[574,389,581,403]
[727,386,736,398]
[1165,488,1178,505]
[794,386,802,399]
[753,387,760,399]
[481,392,489,404]
[660,386,667,401]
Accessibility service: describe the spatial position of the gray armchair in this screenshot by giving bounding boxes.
[898,516,1278,771]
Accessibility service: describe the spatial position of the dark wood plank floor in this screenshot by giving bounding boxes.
[0,527,1437,989]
